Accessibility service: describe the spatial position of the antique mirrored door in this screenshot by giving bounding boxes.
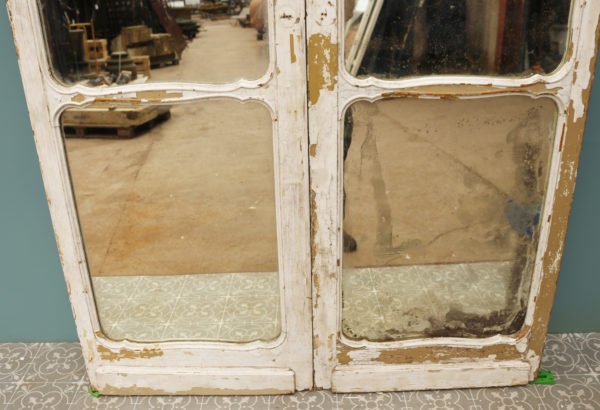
[8,0,312,394]
[9,0,600,395]
[308,0,600,392]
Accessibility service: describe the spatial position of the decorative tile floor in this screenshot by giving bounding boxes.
[93,261,514,344]
[342,261,513,340]
[0,334,599,409]
[92,272,281,343]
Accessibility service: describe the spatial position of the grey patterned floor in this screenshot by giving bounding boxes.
[0,333,599,409]
[93,261,513,344]
[342,261,513,341]
[92,272,281,343]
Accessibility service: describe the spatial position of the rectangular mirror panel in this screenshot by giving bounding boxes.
[342,96,558,341]
[62,99,280,343]
[39,0,269,85]
[345,0,572,79]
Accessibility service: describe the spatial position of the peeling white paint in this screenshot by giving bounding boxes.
[346,349,381,364]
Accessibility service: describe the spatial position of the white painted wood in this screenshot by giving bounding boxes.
[523,2,600,378]
[306,0,341,390]
[332,361,531,393]
[95,367,295,395]
[6,0,312,394]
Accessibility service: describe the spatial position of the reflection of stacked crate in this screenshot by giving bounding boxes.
[87,39,109,61]
[85,39,109,72]
[114,25,179,68]
[130,33,179,67]
[121,25,152,47]
[132,56,152,78]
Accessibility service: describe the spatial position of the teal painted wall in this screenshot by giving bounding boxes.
[0,6,78,342]
[0,7,598,342]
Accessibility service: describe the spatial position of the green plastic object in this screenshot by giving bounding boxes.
[88,388,101,398]
[529,370,555,385]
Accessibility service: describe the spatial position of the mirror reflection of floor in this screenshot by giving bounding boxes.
[67,99,277,277]
[93,260,513,343]
[68,18,275,344]
[152,18,269,83]
[93,272,281,343]
[343,261,514,341]
[66,18,275,278]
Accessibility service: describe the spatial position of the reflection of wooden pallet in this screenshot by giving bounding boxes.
[62,104,171,138]
[127,34,180,68]
[151,53,179,68]
[132,55,151,77]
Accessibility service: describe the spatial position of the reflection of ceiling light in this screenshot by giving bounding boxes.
[355,0,369,13]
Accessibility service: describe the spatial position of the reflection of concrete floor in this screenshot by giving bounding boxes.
[93,272,280,343]
[152,18,268,83]
[71,19,276,343]
[343,261,513,341]
[343,97,556,268]
[66,19,274,277]
[67,100,277,277]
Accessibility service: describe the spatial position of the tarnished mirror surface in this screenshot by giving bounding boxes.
[38,0,269,85]
[344,0,572,78]
[342,96,558,341]
[62,99,281,343]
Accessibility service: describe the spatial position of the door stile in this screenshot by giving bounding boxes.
[271,0,314,391]
[525,4,600,373]
[306,0,342,390]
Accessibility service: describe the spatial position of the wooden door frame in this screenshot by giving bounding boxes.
[7,0,313,395]
[307,0,600,391]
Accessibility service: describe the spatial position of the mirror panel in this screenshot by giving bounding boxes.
[38,0,269,85]
[62,99,281,343]
[344,0,572,79]
[342,96,558,341]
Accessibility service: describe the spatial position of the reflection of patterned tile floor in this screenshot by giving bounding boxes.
[95,262,513,343]
[92,272,281,343]
[343,261,514,340]
[0,334,599,409]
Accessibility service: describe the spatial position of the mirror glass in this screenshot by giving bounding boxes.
[38,0,269,85]
[342,96,558,341]
[344,0,572,78]
[62,99,281,343]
